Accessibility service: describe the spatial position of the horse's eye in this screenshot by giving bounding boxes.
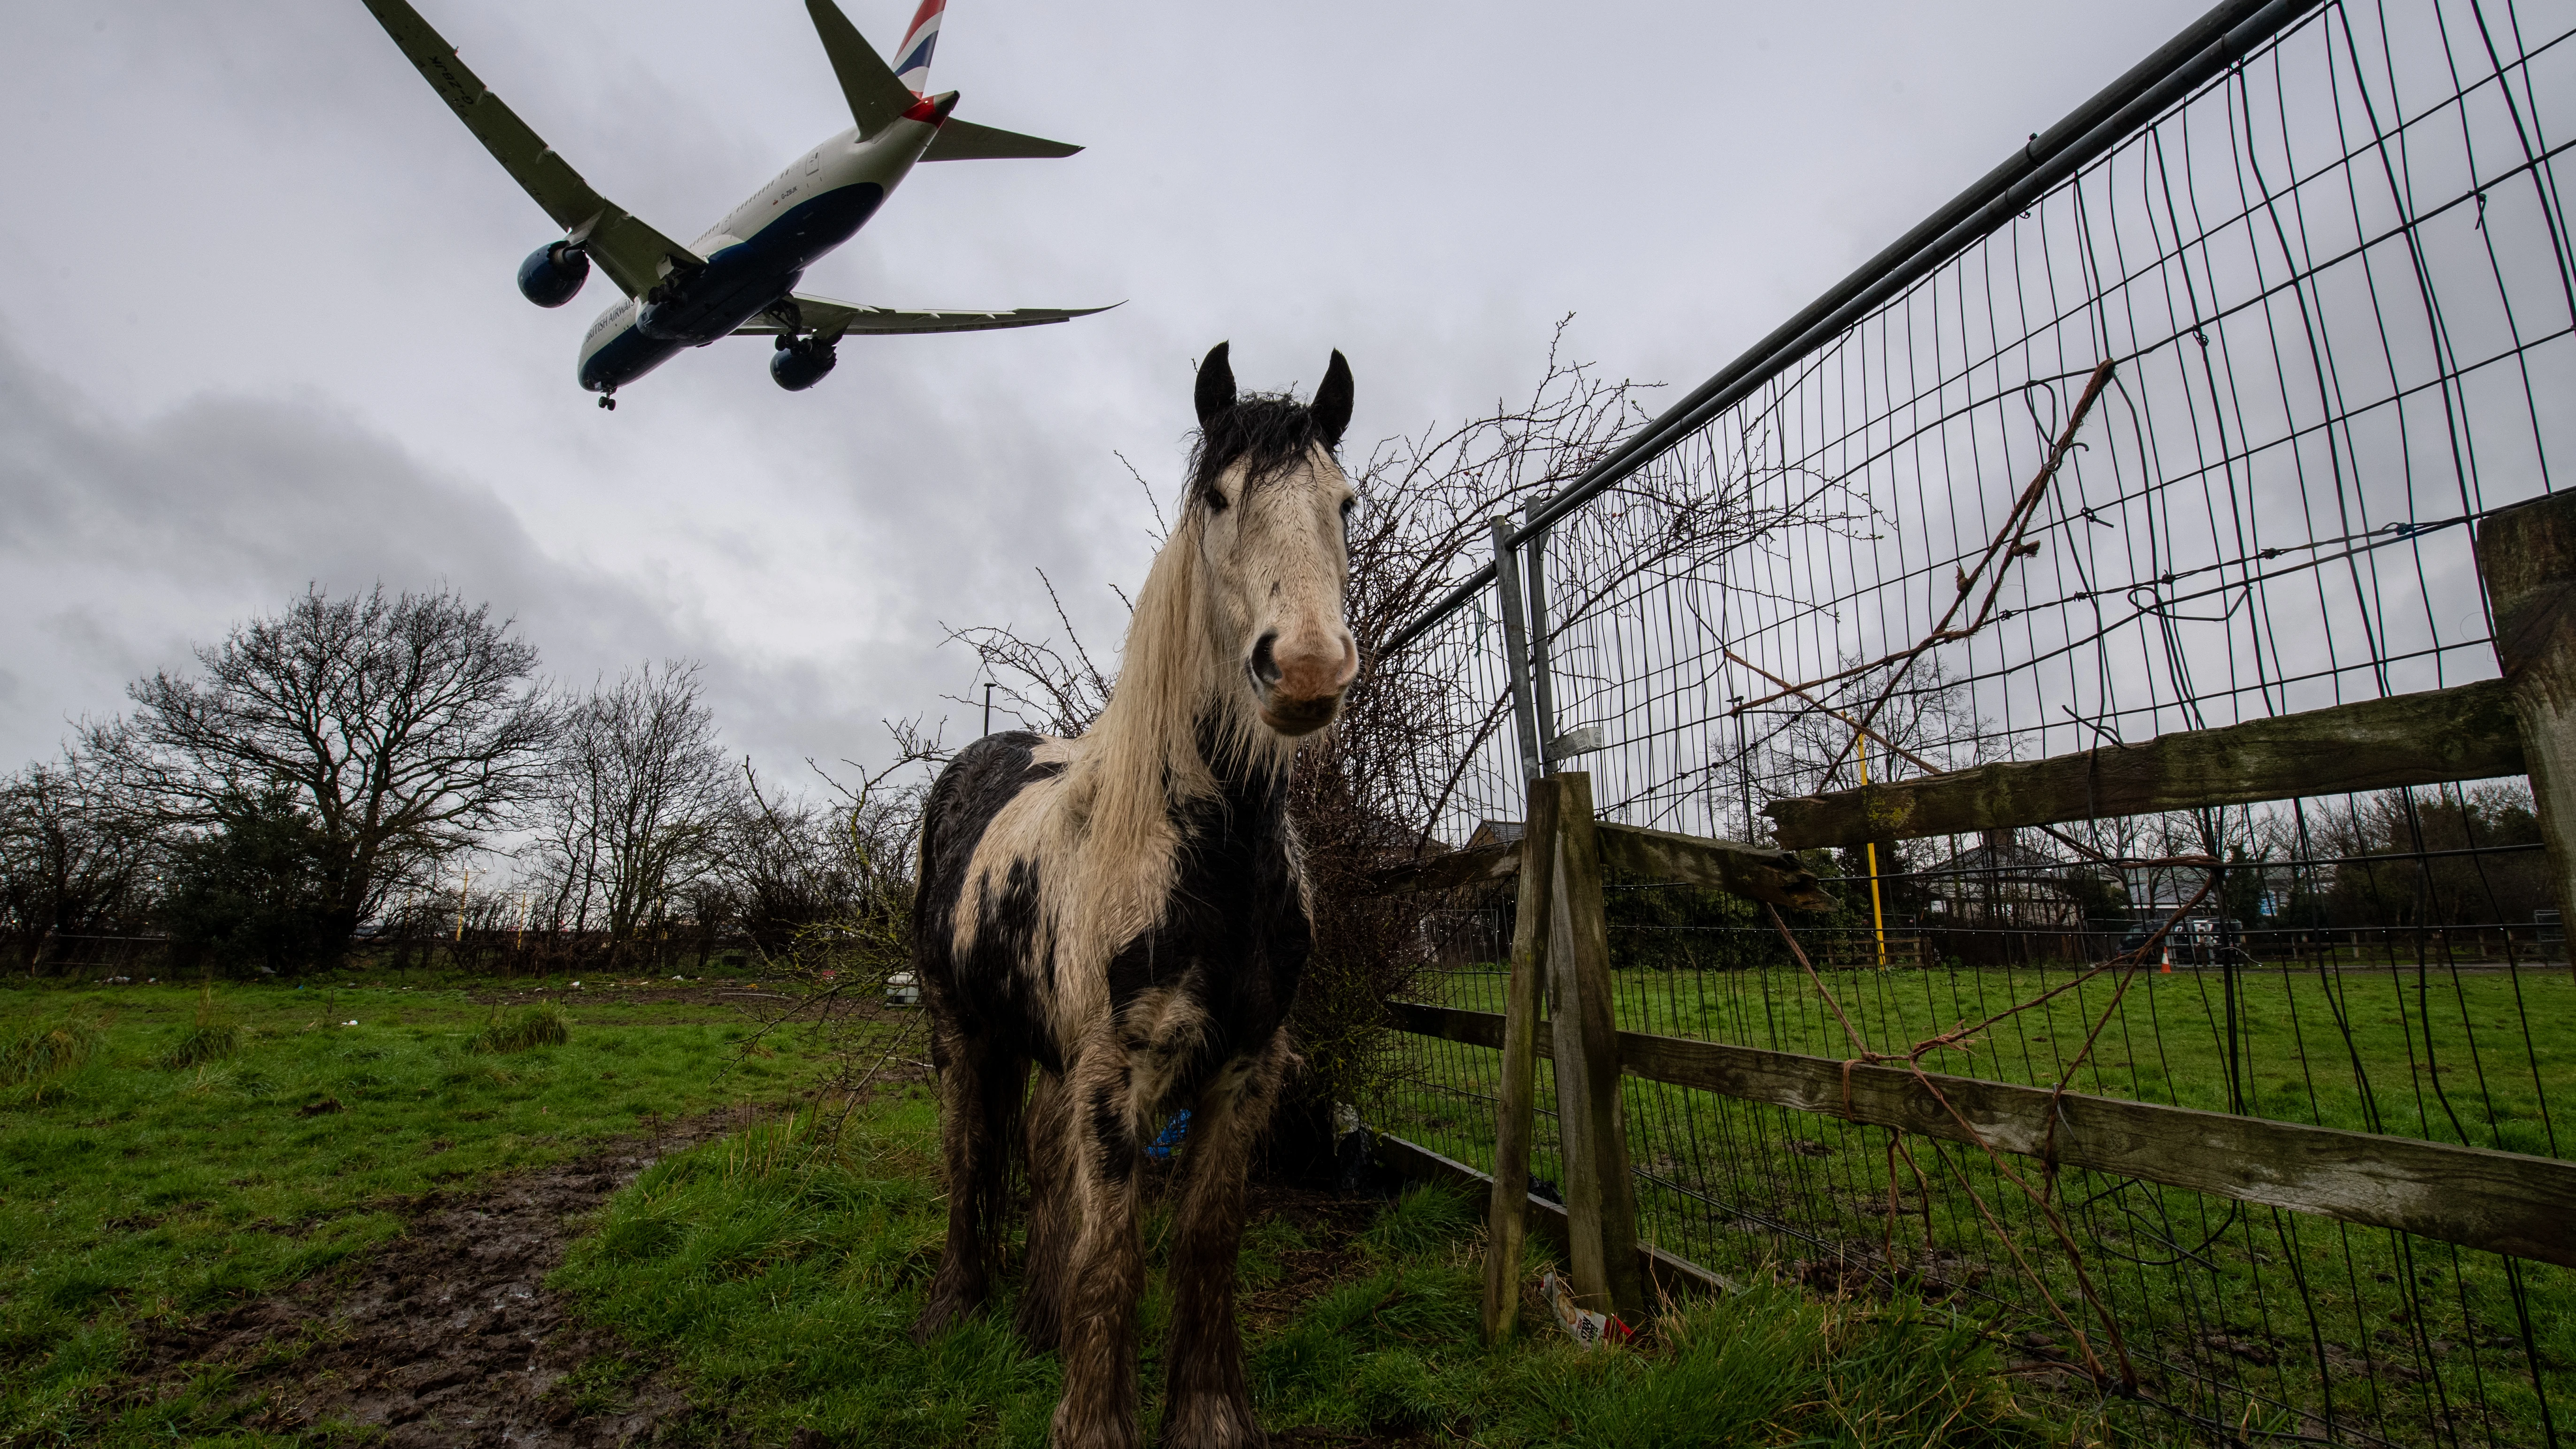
[1204,487,1229,513]
[1339,498,1356,521]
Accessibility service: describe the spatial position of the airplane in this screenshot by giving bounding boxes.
[359,0,1112,408]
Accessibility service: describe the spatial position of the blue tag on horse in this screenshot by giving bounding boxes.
[1145,1108,1192,1161]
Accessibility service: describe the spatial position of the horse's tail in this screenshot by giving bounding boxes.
[981,1054,1029,1260]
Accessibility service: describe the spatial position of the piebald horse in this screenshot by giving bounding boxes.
[911,343,1359,1449]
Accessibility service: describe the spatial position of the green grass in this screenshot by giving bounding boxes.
[1418,961,2576,1151]
[1388,963,2576,1445]
[552,1098,2112,1447]
[15,964,2553,1444]
[0,978,836,1443]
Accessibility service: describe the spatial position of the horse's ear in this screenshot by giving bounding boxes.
[1313,350,1353,450]
[1195,342,1236,426]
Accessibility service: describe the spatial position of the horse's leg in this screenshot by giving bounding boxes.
[915,1019,1013,1341]
[1050,1038,1145,1449]
[1016,1066,1074,1350]
[1159,1037,1287,1449]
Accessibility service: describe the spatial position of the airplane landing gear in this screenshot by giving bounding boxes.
[598,390,617,411]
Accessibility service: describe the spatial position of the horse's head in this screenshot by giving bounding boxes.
[1187,342,1359,738]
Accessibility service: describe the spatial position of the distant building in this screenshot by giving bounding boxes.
[1920,829,2121,963]
[1405,819,1522,968]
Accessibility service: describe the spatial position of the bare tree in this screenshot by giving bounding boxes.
[0,754,163,973]
[725,720,948,963]
[526,662,741,964]
[1763,654,1990,800]
[84,585,554,966]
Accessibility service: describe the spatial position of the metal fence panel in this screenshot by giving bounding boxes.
[1365,3,2576,1442]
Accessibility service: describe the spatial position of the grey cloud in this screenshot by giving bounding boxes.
[0,326,692,759]
[1,0,2221,788]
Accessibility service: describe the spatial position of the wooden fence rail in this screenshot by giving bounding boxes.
[1764,679,2525,851]
[1370,819,1832,909]
[1389,1001,2576,1271]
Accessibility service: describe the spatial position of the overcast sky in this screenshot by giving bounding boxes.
[0,0,2213,789]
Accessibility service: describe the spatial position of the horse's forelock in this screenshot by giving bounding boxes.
[1186,393,1336,504]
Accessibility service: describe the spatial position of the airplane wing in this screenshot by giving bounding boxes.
[921,118,1083,162]
[358,0,701,298]
[738,294,1118,339]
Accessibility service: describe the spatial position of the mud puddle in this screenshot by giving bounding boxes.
[130,1110,756,1447]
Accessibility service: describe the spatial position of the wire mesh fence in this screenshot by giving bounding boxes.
[1361,1,2575,1442]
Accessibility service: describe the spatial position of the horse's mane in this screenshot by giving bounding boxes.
[1186,392,1339,506]
[1057,392,1338,883]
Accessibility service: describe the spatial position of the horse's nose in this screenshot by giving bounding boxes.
[1260,628,1357,734]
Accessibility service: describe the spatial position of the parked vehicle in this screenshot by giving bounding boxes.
[2118,917,2247,968]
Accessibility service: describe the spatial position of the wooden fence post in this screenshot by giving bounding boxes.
[2476,492,2576,919]
[1547,772,1647,1321]
[1482,776,1560,1344]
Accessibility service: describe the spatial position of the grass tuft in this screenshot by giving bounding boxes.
[1,1017,102,1088]
[159,986,242,1071]
[159,1025,240,1071]
[470,1002,570,1055]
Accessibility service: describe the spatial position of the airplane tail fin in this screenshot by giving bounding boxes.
[808,0,1080,158]
[893,0,946,94]
[807,0,917,137]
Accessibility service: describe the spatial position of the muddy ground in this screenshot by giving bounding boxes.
[125,1084,1413,1448]
[128,1108,758,1447]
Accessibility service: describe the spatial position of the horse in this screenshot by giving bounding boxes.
[909,342,1358,1449]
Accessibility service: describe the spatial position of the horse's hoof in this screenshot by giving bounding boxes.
[1013,1303,1063,1351]
[1047,1410,1145,1449]
[912,1297,969,1345]
[1161,1396,1262,1449]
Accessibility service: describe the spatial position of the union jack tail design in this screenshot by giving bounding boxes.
[893,0,945,94]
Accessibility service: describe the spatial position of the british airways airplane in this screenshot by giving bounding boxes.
[361,0,1111,408]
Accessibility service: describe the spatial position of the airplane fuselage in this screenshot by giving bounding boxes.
[576,111,938,394]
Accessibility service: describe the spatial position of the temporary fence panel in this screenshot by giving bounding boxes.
[1361,1,2576,1443]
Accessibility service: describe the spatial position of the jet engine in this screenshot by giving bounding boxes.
[770,336,837,392]
[516,241,590,308]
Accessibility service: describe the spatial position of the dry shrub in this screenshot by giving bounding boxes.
[1288,326,1696,1118]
